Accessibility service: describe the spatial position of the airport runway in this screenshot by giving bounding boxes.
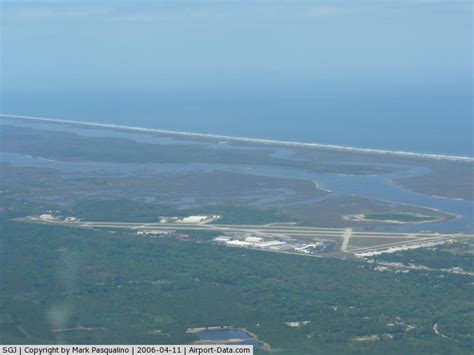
[24,218,474,256]
[71,221,474,238]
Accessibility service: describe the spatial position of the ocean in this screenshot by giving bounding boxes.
[2,88,472,157]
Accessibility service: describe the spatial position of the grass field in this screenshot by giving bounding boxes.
[362,213,440,223]
[347,237,414,250]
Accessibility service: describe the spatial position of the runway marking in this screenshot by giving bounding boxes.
[19,218,474,257]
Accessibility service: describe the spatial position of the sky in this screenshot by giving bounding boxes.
[0,1,472,155]
[1,0,472,93]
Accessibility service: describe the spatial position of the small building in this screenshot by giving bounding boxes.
[226,240,252,247]
[179,215,221,224]
[258,241,286,248]
[245,236,263,243]
[180,216,210,224]
[286,321,311,328]
[148,230,170,235]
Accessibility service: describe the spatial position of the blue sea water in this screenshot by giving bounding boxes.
[2,1,472,157]
[2,119,473,232]
[2,88,472,157]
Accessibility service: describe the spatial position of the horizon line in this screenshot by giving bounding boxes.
[1,113,473,163]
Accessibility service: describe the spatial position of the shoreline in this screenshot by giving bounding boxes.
[343,213,446,225]
[1,113,473,163]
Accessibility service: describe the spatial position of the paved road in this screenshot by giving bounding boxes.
[23,218,474,253]
[82,222,473,238]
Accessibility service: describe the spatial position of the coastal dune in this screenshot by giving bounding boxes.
[1,113,473,163]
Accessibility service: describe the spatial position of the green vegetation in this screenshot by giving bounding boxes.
[1,221,472,354]
[71,199,295,225]
[347,237,411,249]
[72,199,181,222]
[2,125,391,175]
[396,162,474,201]
[373,242,474,272]
[2,124,473,354]
[362,213,439,223]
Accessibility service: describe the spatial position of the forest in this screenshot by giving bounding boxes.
[1,221,472,354]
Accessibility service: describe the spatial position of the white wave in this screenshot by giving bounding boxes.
[1,113,473,163]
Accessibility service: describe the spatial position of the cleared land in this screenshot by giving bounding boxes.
[20,217,474,257]
[1,117,473,354]
[345,213,443,224]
